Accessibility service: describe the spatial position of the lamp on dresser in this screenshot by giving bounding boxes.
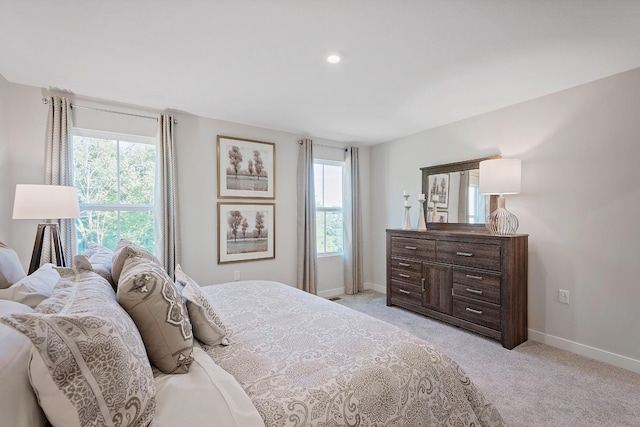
[12,184,80,274]
[479,158,521,235]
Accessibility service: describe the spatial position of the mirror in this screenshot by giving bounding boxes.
[421,156,500,231]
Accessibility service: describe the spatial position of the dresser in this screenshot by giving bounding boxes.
[386,229,528,349]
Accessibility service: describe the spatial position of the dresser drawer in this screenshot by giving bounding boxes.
[391,280,422,307]
[453,296,500,330]
[391,237,435,260]
[390,266,422,286]
[437,241,501,271]
[452,268,500,305]
[389,257,422,275]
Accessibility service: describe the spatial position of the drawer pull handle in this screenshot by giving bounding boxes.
[457,252,474,257]
[466,307,483,315]
[398,262,411,267]
[466,288,483,295]
[421,278,425,292]
[405,246,418,250]
[398,273,411,278]
[466,274,483,280]
[398,289,412,295]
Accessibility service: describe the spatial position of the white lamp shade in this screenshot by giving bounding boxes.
[479,159,521,195]
[13,185,80,219]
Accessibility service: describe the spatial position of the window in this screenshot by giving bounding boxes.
[314,160,344,254]
[72,129,157,254]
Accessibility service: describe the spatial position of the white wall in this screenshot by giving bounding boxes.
[0,79,368,297]
[0,73,10,239]
[370,67,640,371]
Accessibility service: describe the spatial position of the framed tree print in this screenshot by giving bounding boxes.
[427,173,449,209]
[218,202,275,264]
[217,135,275,199]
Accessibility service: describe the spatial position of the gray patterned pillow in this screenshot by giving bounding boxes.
[118,255,194,374]
[111,239,161,285]
[175,265,229,346]
[0,269,156,427]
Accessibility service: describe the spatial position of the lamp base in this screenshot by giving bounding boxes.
[485,196,519,236]
[29,223,66,274]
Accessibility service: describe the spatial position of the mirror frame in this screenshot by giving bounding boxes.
[420,155,500,231]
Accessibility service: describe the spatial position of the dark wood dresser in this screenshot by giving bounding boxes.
[386,229,528,349]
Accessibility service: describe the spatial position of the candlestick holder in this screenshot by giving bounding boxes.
[417,194,427,230]
[402,194,412,230]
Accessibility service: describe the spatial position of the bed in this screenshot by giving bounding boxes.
[0,240,506,427]
[202,280,505,426]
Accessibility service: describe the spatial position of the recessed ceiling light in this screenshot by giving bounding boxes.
[326,54,341,64]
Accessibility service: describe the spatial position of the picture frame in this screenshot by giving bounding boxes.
[427,173,449,209]
[427,209,448,223]
[218,202,275,264]
[217,135,275,199]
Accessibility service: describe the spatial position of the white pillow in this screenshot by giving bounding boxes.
[0,263,60,308]
[154,347,264,427]
[175,264,229,346]
[0,241,27,289]
[0,300,46,427]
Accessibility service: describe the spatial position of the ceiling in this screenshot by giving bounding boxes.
[1,1,640,145]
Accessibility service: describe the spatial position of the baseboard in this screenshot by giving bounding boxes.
[528,329,640,374]
[317,287,345,299]
[364,281,386,293]
[319,282,386,299]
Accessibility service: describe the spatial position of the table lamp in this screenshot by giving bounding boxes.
[479,159,521,235]
[12,184,80,273]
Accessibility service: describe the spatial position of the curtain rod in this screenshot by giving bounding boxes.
[41,97,177,123]
[298,140,348,152]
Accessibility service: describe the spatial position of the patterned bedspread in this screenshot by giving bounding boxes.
[203,280,506,427]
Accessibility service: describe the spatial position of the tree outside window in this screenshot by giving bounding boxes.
[72,130,157,254]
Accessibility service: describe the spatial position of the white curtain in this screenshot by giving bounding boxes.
[343,147,364,294]
[296,139,317,294]
[44,95,74,265]
[157,114,180,278]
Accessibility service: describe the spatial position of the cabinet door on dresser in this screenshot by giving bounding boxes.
[422,263,452,314]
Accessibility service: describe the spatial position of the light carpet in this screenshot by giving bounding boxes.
[335,290,640,427]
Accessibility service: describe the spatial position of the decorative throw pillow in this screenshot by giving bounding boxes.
[0,269,156,427]
[175,265,229,346]
[0,241,27,289]
[118,255,194,374]
[0,300,46,427]
[111,239,161,285]
[0,263,60,309]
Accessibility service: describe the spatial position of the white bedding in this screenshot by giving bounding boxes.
[203,280,505,427]
[154,346,264,427]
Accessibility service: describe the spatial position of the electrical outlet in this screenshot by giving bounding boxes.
[558,289,570,304]
[233,271,240,281]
